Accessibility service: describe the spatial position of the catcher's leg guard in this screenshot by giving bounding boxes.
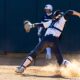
[15,56,33,74]
[22,56,33,67]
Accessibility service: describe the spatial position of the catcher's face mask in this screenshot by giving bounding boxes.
[44,9,52,14]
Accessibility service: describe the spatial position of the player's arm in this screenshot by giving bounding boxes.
[34,20,52,28]
[24,20,52,32]
[64,10,80,20]
[33,23,44,28]
[24,20,44,28]
[71,10,80,17]
[24,20,45,32]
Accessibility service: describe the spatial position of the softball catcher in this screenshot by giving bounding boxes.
[15,10,80,74]
[38,4,54,59]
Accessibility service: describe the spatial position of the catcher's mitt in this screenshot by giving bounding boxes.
[24,20,33,32]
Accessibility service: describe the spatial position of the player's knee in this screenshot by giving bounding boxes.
[29,52,37,60]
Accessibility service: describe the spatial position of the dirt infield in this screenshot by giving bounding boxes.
[0,52,80,80]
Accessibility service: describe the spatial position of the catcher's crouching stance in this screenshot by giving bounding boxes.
[15,10,80,74]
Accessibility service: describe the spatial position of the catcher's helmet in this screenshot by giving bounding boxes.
[44,4,53,11]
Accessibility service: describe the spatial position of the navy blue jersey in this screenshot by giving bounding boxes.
[42,13,53,22]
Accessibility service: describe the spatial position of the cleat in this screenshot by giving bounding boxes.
[15,66,25,74]
[62,59,71,67]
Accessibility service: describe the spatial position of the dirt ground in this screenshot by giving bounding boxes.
[0,52,80,80]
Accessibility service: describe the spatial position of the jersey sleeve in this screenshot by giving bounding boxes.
[41,20,52,28]
[64,10,74,20]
